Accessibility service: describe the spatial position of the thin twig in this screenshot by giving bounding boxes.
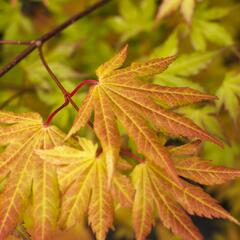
[38,46,79,111]
[0,40,35,46]
[0,0,110,125]
[0,0,112,77]
[38,46,67,95]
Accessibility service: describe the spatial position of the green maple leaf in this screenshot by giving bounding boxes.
[154,50,218,91]
[190,1,233,51]
[108,0,156,41]
[216,71,240,121]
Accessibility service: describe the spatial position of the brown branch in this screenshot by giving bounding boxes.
[38,46,67,96]
[0,0,112,77]
[37,46,79,111]
[0,0,108,139]
[0,40,35,46]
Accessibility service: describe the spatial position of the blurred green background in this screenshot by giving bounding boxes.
[0,0,240,239]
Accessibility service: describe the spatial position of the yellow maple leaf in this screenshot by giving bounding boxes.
[37,138,134,240]
[156,0,196,23]
[0,111,66,240]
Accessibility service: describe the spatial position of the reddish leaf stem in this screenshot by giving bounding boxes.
[70,80,98,97]
[0,0,107,127]
[120,148,145,163]
[44,79,97,126]
[69,80,97,128]
[44,100,69,126]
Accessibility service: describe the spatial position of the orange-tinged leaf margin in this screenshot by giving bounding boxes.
[97,44,128,79]
[132,164,154,240]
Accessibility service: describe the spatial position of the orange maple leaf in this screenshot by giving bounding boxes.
[131,140,240,240]
[67,45,222,187]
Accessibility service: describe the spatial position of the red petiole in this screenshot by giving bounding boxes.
[44,79,98,126]
[44,101,69,126]
[70,80,98,97]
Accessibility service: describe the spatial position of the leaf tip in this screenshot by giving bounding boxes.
[122,43,129,52]
[229,215,240,226]
[204,133,225,149]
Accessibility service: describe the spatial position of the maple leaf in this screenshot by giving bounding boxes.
[131,163,203,240]
[37,138,134,240]
[163,51,218,77]
[0,111,66,240]
[154,50,218,91]
[216,71,240,122]
[174,156,240,186]
[67,44,222,186]
[190,2,233,51]
[38,136,240,240]
[131,141,240,240]
[170,141,240,185]
[156,0,196,23]
[109,0,156,41]
[151,31,179,59]
[178,105,223,140]
[204,141,240,167]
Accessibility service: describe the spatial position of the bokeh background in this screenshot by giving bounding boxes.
[0,0,240,239]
